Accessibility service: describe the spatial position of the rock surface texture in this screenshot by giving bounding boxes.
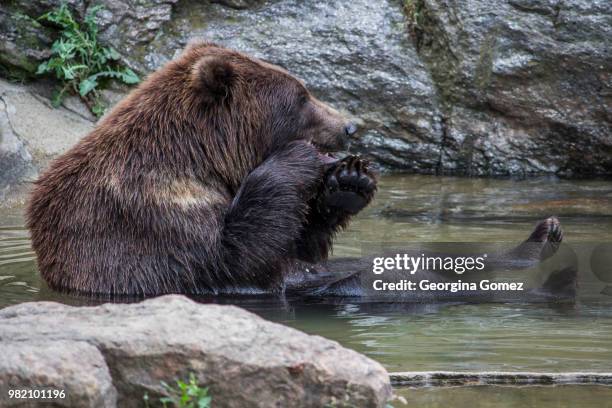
[0,79,94,199]
[413,0,612,176]
[0,295,392,408]
[0,0,177,77]
[0,342,117,407]
[0,0,610,180]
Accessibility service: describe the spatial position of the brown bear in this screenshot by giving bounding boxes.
[26,40,377,296]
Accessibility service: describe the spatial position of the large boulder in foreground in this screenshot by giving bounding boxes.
[0,295,392,408]
[0,342,117,407]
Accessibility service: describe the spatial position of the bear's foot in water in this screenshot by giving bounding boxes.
[526,216,563,244]
[515,216,563,262]
[299,216,577,302]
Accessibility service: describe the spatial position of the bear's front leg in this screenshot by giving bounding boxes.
[218,142,324,292]
[295,155,377,263]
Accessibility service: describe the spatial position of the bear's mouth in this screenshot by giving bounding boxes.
[319,151,338,164]
[309,141,341,165]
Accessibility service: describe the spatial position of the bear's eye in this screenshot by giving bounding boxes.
[298,93,309,106]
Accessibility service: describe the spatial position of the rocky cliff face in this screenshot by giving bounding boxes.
[413,0,612,176]
[0,0,177,77]
[1,0,611,190]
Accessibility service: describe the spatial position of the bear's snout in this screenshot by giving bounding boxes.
[307,97,357,152]
[345,123,358,137]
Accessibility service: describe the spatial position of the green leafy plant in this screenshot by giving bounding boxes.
[144,373,212,408]
[36,3,139,116]
[403,0,423,26]
[403,0,426,46]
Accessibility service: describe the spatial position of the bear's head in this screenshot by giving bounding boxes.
[181,41,356,180]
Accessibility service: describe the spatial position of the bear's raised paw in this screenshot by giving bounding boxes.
[323,155,377,214]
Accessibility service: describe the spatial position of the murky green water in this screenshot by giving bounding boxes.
[394,385,612,407]
[2,174,612,406]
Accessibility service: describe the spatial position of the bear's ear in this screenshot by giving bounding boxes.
[184,38,218,53]
[191,55,235,103]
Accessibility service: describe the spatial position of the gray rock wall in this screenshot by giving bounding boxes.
[0,0,610,182]
[415,0,612,176]
[0,79,94,200]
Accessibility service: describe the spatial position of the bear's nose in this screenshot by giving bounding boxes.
[344,123,358,137]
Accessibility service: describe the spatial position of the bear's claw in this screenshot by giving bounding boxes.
[322,155,377,214]
[326,156,376,196]
[527,216,563,244]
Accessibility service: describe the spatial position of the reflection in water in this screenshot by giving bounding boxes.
[2,175,612,377]
[337,175,612,254]
[194,296,612,373]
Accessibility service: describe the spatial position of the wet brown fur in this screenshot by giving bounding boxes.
[26,41,363,296]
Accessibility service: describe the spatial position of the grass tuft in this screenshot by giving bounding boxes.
[144,373,212,408]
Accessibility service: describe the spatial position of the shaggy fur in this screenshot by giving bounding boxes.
[26,41,376,296]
